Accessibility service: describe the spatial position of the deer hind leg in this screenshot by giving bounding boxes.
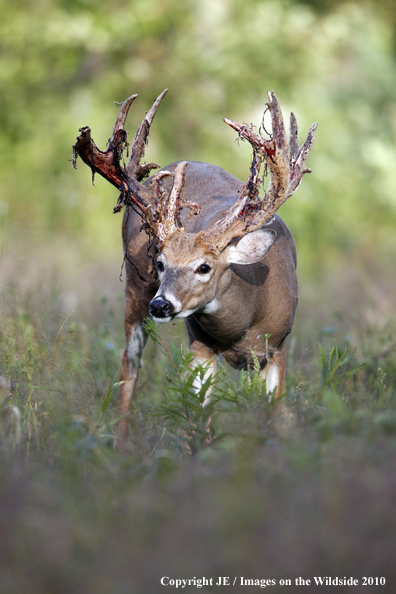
[263,341,286,403]
[118,321,148,444]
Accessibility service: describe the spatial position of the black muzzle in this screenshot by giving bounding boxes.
[149,296,174,319]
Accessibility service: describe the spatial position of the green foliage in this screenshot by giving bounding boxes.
[0,286,122,455]
[144,318,283,454]
[2,1,396,589]
[145,318,225,453]
[1,282,395,454]
[0,280,396,590]
[318,340,364,391]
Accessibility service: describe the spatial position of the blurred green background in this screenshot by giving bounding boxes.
[1,2,396,592]
[2,0,396,285]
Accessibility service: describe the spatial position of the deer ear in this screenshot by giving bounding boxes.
[226,229,276,265]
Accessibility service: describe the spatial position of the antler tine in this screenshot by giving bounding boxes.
[289,111,299,168]
[150,161,189,242]
[164,161,188,231]
[256,91,289,213]
[146,89,169,125]
[288,121,318,196]
[266,90,287,151]
[127,89,168,181]
[111,94,138,142]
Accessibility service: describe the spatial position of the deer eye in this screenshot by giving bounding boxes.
[157,260,165,272]
[196,263,211,274]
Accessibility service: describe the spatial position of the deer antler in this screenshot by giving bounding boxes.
[72,92,164,214]
[72,90,199,244]
[73,90,316,253]
[201,91,318,251]
[144,160,200,242]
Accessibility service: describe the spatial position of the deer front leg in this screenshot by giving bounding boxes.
[189,340,218,407]
[187,340,218,448]
[263,341,286,402]
[118,321,147,445]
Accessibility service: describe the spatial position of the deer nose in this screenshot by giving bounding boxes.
[149,296,175,318]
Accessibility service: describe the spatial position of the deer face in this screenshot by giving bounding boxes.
[148,228,276,322]
[149,233,221,322]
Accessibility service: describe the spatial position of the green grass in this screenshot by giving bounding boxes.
[0,275,396,593]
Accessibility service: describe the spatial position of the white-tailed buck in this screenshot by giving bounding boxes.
[73,89,317,442]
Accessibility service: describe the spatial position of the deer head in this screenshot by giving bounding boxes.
[73,90,317,321]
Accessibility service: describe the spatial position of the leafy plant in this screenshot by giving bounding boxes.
[144,318,234,453]
[318,340,365,392]
[143,319,282,453]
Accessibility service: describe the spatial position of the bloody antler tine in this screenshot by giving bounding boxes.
[223,118,270,154]
[223,117,241,133]
[111,94,138,140]
[72,124,149,212]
